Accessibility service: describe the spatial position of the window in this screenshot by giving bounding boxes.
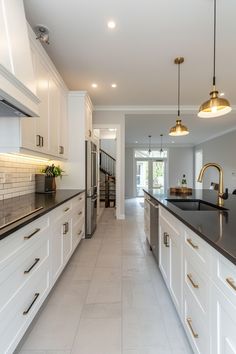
[134,149,167,158]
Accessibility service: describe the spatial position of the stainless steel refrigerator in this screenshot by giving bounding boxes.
[85,141,97,237]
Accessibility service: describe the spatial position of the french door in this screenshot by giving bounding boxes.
[135,159,166,197]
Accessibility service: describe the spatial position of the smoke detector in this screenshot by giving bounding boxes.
[34,25,50,45]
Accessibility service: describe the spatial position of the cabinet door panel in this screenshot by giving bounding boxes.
[58,90,68,158]
[170,230,182,314]
[48,76,60,156]
[35,57,49,152]
[159,217,170,283]
[212,287,236,354]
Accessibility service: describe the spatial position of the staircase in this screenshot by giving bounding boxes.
[99,149,116,208]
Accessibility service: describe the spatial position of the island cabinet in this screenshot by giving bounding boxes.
[158,205,236,354]
[0,193,85,354]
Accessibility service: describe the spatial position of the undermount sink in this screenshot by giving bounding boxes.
[165,199,228,211]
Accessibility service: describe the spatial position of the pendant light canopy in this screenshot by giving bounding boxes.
[148,135,152,155]
[160,134,163,154]
[198,0,231,118]
[169,57,189,137]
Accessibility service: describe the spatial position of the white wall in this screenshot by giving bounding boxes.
[125,146,194,198]
[100,139,116,159]
[168,147,194,188]
[195,130,236,193]
[93,111,125,219]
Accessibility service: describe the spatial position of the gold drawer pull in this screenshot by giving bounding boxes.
[23,293,40,315]
[24,228,41,240]
[79,197,83,201]
[187,274,199,289]
[78,211,83,216]
[226,277,236,291]
[187,318,198,338]
[64,207,70,212]
[24,258,40,274]
[187,238,199,250]
[78,230,82,236]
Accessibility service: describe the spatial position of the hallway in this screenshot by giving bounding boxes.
[17,199,192,354]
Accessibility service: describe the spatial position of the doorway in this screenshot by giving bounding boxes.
[135,159,166,197]
[195,150,203,189]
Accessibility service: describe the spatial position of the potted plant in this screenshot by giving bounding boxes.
[36,164,64,193]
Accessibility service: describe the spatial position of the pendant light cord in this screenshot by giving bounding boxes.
[178,62,180,116]
[213,0,216,87]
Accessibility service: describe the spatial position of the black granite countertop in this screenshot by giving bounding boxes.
[144,189,236,266]
[0,189,85,240]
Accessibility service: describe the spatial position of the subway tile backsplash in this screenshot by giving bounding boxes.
[0,154,46,200]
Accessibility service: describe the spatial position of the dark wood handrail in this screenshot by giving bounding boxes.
[100,149,116,162]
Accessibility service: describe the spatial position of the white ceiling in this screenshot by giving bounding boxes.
[24,0,236,145]
[24,0,236,107]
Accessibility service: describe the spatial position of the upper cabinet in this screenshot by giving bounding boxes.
[0,0,39,116]
[21,32,69,158]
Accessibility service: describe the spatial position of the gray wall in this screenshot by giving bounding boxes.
[195,130,236,193]
[125,146,194,198]
[168,147,194,188]
[100,139,116,159]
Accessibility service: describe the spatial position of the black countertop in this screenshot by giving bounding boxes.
[144,189,236,266]
[0,189,85,240]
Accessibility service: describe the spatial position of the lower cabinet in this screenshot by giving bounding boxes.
[159,211,182,316]
[0,193,85,354]
[158,205,236,354]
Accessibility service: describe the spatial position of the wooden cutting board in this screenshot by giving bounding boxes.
[170,187,192,195]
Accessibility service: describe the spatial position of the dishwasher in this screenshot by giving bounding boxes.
[146,197,159,263]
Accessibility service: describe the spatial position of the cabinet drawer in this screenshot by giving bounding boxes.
[183,287,210,354]
[51,200,72,222]
[160,206,183,232]
[72,204,85,226]
[213,252,236,307]
[72,218,84,249]
[0,260,50,354]
[184,255,209,318]
[0,216,49,272]
[0,236,49,313]
[72,193,85,209]
[184,227,212,270]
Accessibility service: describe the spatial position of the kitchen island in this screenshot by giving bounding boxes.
[144,188,236,354]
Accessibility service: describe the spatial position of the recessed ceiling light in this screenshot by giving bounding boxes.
[111,83,117,88]
[219,92,225,96]
[107,21,116,29]
[109,128,116,131]
[171,141,175,144]
[91,83,98,88]
[135,141,138,143]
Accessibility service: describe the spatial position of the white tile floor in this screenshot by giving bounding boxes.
[16,198,193,354]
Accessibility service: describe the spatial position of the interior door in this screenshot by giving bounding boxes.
[151,160,165,191]
[136,160,149,196]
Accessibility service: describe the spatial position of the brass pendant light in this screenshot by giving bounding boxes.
[198,0,231,118]
[169,57,189,136]
[148,135,152,155]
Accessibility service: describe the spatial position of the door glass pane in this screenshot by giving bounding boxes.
[136,160,148,196]
[152,161,165,190]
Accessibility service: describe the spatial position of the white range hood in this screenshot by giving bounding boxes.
[0,0,39,117]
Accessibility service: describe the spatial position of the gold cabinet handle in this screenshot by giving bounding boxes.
[78,211,83,216]
[187,238,199,250]
[186,318,198,338]
[226,277,236,291]
[163,232,170,247]
[24,258,40,274]
[64,207,70,212]
[24,228,41,240]
[78,230,82,236]
[187,273,199,289]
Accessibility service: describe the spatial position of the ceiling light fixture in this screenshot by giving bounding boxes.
[169,57,189,137]
[111,83,117,88]
[148,135,152,155]
[34,25,50,45]
[91,83,98,88]
[107,21,116,29]
[198,0,231,118]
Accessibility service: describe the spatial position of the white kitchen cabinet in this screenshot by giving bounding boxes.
[48,75,60,156]
[58,89,68,158]
[0,193,85,353]
[85,97,93,140]
[212,285,236,354]
[159,208,183,316]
